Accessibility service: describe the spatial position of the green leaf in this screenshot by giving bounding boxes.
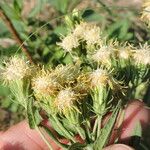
[42,125,68,149]
[27,98,42,129]
[27,99,53,149]
[82,10,104,22]
[0,20,9,37]
[13,0,23,14]
[132,121,142,138]
[1,3,21,20]
[93,101,121,150]
[118,19,130,40]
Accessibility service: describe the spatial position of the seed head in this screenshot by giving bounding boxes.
[90,69,109,88]
[92,46,111,65]
[117,46,133,60]
[84,24,101,45]
[73,22,88,38]
[53,64,80,85]
[133,50,150,65]
[2,57,30,81]
[32,69,59,97]
[73,22,101,45]
[57,34,79,52]
[133,44,150,65]
[54,88,77,112]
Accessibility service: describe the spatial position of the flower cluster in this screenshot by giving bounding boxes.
[2,14,150,150]
[57,22,101,52]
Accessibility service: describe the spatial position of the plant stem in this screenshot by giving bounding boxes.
[75,126,85,140]
[42,125,68,150]
[92,118,98,140]
[0,7,35,64]
[97,0,113,16]
[96,116,102,139]
[35,126,53,150]
[84,121,91,142]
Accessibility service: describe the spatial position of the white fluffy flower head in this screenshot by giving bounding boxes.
[57,34,79,52]
[55,88,76,112]
[118,47,133,60]
[32,70,58,97]
[90,69,109,87]
[73,22,88,38]
[134,50,150,65]
[3,57,30,81]
[84,25,101,45]
[73,22,101,45]
[92,46,111,65]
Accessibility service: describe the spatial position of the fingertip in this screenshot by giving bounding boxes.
[103,144,134,150]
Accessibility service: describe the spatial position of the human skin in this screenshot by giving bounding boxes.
[0,100,149,150]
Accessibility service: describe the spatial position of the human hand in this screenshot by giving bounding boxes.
[0,100,149,150]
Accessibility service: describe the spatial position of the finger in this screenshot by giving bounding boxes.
[0,120,61,150]
[103,144,134,150]
[105,100,150,145]
[119,100,150,143]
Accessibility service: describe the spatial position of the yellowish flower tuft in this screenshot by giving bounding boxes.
[117,46,133,60]
[73,22,101,45]
[133,44,150,65]
[57,33,79,52]
[54,88,77,112]
[2,57,30,81]
[75,73,90,95]
[134,50,150,65]
[141,0,150,27]
[92,46,112,65]
[73,22,89,38]
[32,69,59,98]
[119,50,130,59]
[90,69,109,88]
[84,24,101,45]
[53,64,80,85]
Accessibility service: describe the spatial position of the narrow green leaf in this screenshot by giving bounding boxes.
[13,0,23,14]
[27,98,36,129]
[93,101,121,150]
[27,98,42,129]
[42,125,68,149]
[132,121,142,138]
[27,98,53,149]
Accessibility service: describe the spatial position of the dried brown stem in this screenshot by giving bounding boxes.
[0,7,35,64]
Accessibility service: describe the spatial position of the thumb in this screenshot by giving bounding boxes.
[103,144,134,150]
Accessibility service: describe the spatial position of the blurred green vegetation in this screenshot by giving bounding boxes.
[0,0,150,129]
